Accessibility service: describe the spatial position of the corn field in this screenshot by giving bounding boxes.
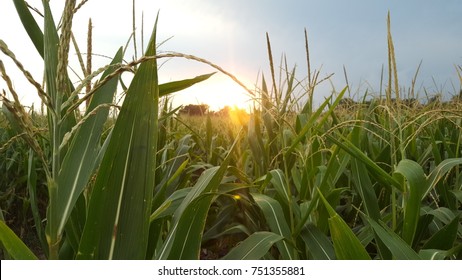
[0,1,461,260]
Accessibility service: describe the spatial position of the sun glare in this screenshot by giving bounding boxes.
[201,77,252,112]
[171,73,254,114]
[228,105,250,126]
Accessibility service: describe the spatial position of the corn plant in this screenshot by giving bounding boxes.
[0,0,216,259]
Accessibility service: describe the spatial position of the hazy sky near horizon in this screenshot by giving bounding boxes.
[1,0,461,110]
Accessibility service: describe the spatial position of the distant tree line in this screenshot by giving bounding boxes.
[179,104,210,116]
[179,104,243,117]
[338,90,462,109]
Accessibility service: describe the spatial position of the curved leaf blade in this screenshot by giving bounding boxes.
[159,72,215,97]
[268,169,290,206]
[221,232,283,260]
[425,158,462,198]
[158,167,220,259]
[301,224,335,260]
[422,214,460,250]
[365,216,421,260]
[317,190,370,260]
[351,159,380,221]
[157,133,240,259]
[12,0,44,57]
[0,221,38,260]
[166,193,215,260]
[253,193,295,259]
[393,159,426,245]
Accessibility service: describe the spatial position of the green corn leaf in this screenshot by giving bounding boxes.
[157,169,218,259]
[393,159,426,246]
[157,167,217,250]
[206,114,214,163]
[165,192,216,259]
[349,123,381,220]
[293,147,348,237]
[0,220,38,260]
[325,133,401,190]
[247,113,267,176]
[351,158,381,221]
[425,158,462,198]
[316,186,345,234]
[40,5,79,255]
[260,75,278,157]
[300,224,335,260]
[317,189,370,260]
[43,0,62,259]
[365,216,421,260]
[157,134,240,259]
[253,193,295,260]
[153,135,191,209]
[62,193,86,257]
[27,150,47,256]
[202,204,237,242]
[451,190,462,204]
[422,214,460,250]
[150,188,191,222]
[42,0,60,110]
[286,86,347,157]
[159,73,215,96]
[412,214,434,249]
[418,249,448,260]
[205,224,251,242]
[268,169,290,206]
[56,48,123,238]
[12,0,44,57]
[421,207,458,237]
[286,93,331,156]
[351,156,391,259]
[221,231,283,260]
[281,65,297,116]
[76,16,160,260]
[165,158,190,193]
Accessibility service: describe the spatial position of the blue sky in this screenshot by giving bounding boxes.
[1,0,461,110]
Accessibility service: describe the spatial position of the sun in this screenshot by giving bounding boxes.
[200,76,253,112]
[170,73,254,115]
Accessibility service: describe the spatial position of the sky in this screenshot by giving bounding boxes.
[1,0,461,111]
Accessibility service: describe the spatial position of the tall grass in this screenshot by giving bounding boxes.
[0,1,461,260]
